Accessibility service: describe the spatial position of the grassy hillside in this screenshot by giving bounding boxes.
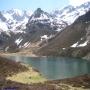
[0,56,45,84]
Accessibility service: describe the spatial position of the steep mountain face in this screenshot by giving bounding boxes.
[25,8,57,43]
[37,10,90,59]
[26,8,57,31]
[28,8,52,22]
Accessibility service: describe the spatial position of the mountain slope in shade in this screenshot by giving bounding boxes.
[36,10,90,59]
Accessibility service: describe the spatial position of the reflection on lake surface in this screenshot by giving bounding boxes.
[7,56,90,80]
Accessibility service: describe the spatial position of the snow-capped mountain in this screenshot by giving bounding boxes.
[27,8,54,29]
[0,1,90,32]
[27,8,67,31]
[29,8,53,22]
[25,8,56,44]
[52,1,90,26]
[0,9,33,32]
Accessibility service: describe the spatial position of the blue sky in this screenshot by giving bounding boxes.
[0,0,89,11]
[0,0,69,11]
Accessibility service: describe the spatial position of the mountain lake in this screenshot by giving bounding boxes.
[7,56,90,80]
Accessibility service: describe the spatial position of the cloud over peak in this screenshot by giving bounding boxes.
[69,0,90,6]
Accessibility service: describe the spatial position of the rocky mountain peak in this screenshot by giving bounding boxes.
[34,8,43,18]
[28,8,52,23]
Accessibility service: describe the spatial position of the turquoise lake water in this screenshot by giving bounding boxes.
[7,56,90,80]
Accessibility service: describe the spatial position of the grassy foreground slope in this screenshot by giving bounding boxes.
[0,56,45,84]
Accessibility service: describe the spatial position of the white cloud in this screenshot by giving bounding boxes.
[69,0,90,6]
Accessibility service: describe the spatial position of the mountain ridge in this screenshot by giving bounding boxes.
[0,1,90,53]
[0,1,90,32]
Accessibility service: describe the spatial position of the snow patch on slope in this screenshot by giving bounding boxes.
[15,38,23,45]
[71,41,88,47]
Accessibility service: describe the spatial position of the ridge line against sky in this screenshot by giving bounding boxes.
[0,0,90,11]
